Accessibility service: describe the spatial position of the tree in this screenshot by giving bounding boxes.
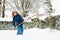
[2,0,5,17]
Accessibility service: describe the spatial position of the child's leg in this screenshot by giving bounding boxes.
[17,25,21,34]
[17,24,24,34]
[20,24,24,33]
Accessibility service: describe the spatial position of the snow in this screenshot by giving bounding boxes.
[5,10,12,18]
[38,5,49,20]
[0,28,60,40]
[51,0,60,16]
[0,18,12,22]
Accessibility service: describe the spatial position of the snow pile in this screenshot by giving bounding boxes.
[51,0,60,16]
[0,28,60,40]
[38,5,49,20]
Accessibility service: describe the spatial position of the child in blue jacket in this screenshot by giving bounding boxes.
[12,11,24,35]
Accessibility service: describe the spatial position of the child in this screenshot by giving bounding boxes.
[12,11,24,35]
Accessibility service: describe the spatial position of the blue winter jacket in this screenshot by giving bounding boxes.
[12,14,24,27]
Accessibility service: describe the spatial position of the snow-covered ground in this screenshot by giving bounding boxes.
[0,28,60,40]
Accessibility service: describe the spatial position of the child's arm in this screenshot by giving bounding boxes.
[16,21,24,26]
[16,15,24,26]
